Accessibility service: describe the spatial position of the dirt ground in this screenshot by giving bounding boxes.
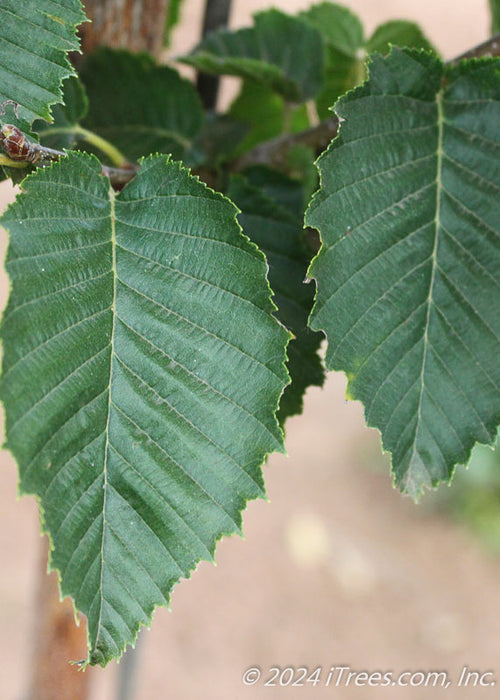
[1,1,499,699]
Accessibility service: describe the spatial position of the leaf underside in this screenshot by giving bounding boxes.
[0,0,85,130]
[307,49,500,498]
[227,170,324,422]
[0,152,290,665]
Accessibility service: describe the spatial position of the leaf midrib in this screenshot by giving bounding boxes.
[95,185,116,654]
[406,89,445,484]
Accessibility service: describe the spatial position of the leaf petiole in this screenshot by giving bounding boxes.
[37,125,129,167]
[0,154,28,168]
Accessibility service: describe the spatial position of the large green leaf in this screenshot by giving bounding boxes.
[0,0,86,131]
[227,170,324,422]
[80,49,203,163]
[306,49,500,498]
[180,9,324,102]
[0,152,290,665]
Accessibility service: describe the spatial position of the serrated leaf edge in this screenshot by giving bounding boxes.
[0,150,292,665]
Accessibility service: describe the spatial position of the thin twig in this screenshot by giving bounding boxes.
[196,0,232,109]
[0,124,138,187]
[27,538,91,700]
[231,116,339,171]
[116,633,145,700]
[449,31,500,63]
[231,34,500,172]
[2,33,499,187]
[101,163,139,186]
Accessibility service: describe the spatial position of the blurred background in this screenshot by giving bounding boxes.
[1,0,500,698]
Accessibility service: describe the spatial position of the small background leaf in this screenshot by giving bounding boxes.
[33,77,89,151]
[164,0,185,47]
[301,3,437,120]
[186,113,248,167]
[300,2,364,57]
[489,0,500,33]
[366,20,437,55]
[229,81,310,156]
[180,9,324,102]
[300,3,365,120]
[228,169,324,422]
[80,48,203,163]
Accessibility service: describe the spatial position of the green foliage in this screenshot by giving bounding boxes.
[1,0,499,669]
[181,9,324,102]
[307,49,500,498]
[489,0,500,33]
[229,82,309,156]
[0,0,86,131]
[187,113,248,167]
[0,152,290,665]
[300,2,364,57]
[299,2,365,119]
[227,169,324,421]
[80,49,203,163]
[301,2,437,119]
[366,20,437,55]
[164,0,185,46]
[431,435,500,551]
[34,77,89,151]
[229,82,287,154]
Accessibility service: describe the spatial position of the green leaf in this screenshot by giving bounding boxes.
[284,145,319,203]
[315,48,366,120]
[186,112,248,167]
[229,81,309,156]
[229,82,285,153]
[301,5,437,121]
[242,165,306,219]
[0,0,86,131]
[300,2,364,58]
[180,9,324,102]
[300,3,365,120]
[227,171,324,421]
[1,152,290,665]
[165,0,185,46]
[80,48,203,163]
[489,0,500,34]
[33,77,89,151]
[367,20,438,56]
[306,49,500,498]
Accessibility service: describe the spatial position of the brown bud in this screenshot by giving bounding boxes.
[0,124,39,162]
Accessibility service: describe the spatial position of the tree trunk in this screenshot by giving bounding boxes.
[82,0,170,57]
[28,539,91,700]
